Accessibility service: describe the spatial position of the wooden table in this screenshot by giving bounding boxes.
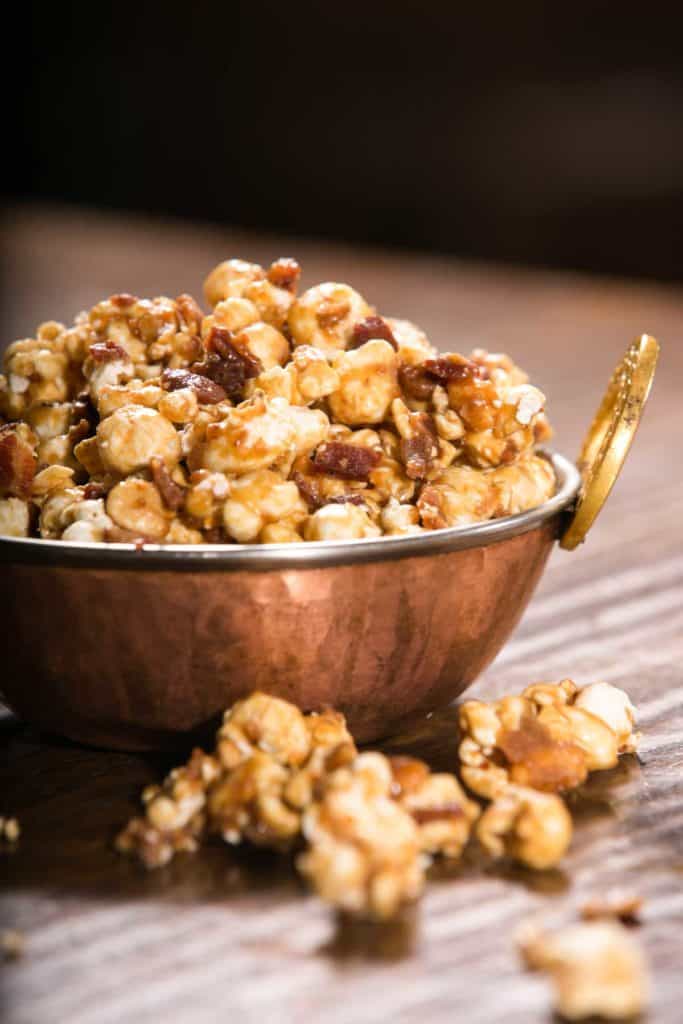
[2,206,682,1023]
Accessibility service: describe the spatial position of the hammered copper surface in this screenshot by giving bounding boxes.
[1,521,555,749]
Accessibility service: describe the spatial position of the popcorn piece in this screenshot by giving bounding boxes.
[233,322,290,370]
[117,695,358,866]
[216,692,312,770]
[458,680,637,800]
[203,258,266,307]
[517,921,648,1020]
[573,682,639,754]
[303,502,381,541]
[31,464,75,498]
[476,785,572,869]
[0,423,37,498]
[0,496,31,537]
[60,498,114,543]
[289,283,372,354]
[252,346,340,406]
[116,747,220,868]
[380,498,422,535]
[222,469,306,543]
[0,334,70,418]
[327,340,399,425]
[243,278,297,332]
[25,401,73,441]
[197,394,326,476]
[386,318,438,365]
[389,756,480,858]
[106,479,171,540]
[298,753,426,920]
[96,405,181,475]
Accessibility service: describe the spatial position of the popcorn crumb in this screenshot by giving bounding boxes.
[517,920,648,1020]
[0,817,20,843]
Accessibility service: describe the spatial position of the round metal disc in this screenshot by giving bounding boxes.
[561,334,660,550]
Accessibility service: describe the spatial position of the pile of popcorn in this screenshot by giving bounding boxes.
[0,257,555,544]
[117,680,638,919]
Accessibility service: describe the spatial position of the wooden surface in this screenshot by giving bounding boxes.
[1,206,682,1023]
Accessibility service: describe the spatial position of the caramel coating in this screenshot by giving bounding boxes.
[1,257,555,544]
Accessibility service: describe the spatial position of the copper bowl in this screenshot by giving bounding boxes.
[0,453,580,749]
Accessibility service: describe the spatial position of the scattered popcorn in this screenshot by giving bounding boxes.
[116,680,640,922]
[476,785,572,869]
[298,753,426,920]
[458,679,638,800]
[517,920,648,1020]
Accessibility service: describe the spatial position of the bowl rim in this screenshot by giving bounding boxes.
[0,452,580,572]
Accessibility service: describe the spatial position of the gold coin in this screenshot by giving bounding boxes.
[560,334,660,550]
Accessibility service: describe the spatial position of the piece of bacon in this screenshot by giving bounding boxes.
[161,368,226,405]
[310,442,381,481]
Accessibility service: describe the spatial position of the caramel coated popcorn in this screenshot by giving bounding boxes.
[458,679,639,801]
[476,785,572,870]
[117,680,640,919]
[116,694,358,867]
[1,257,554,543]
[517,920,648,1020]
[299,753,427,920]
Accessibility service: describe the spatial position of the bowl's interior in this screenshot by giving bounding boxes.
[0,453,580,571]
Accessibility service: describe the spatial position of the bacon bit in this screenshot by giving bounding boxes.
[191,326,262,403]
[110,293,138,308]
[175,293,203,335]
[67,418,92,447]
[310,442,381,481]
[267,258,301,292]
[83,482,107,500]
[292,470,323,510]
[411,804,465,825]
[327,494,367,507]
[89,340,128,363]
[398,363,436,401]
[0,425,36,498]
[399,356,489,402]
[498,718,588,793]
[389,756,431,797]
[161,367,227,405]
[400,413,439,480]
[350,316,397,350]
[150,457,185,511]
[423,356,489,383]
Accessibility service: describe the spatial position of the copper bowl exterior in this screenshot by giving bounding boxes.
[0,454,579,750]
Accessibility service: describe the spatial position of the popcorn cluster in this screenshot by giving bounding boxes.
[117,679,638,923]
[0,258,554,543]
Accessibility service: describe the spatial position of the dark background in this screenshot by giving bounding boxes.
[8,1,683,281]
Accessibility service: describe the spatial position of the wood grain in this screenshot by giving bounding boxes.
[1,205,682,1023]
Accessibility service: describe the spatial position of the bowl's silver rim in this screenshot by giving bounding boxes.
[0,452,580,571]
